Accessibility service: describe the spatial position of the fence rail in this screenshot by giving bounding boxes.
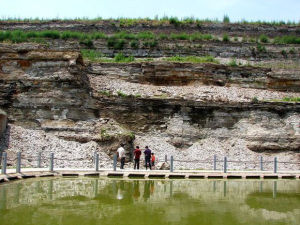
[0,152,299,174]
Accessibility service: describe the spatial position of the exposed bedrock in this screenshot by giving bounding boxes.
[0,43,299,169]
[88,61,300,92]
[0,43,98,125]
[97,97,300,151]
[16,39,300,60]
[0,44,134,167]
[92,40,300,60]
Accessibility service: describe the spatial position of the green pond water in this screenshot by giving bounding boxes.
[0,178,299,225]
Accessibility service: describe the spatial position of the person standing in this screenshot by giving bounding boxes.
[151,153,155,169]
[117,143,126,169]
[144,146,152,170]
[133,146,142,169]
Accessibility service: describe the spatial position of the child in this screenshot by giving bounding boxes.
[151,153,155,169]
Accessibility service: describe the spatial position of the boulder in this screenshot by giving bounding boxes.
[156,162,170,170]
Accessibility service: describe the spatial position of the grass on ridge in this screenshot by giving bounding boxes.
[81,50,220,64]
[1,30,300,46]
[81,50,134,63]
[1,16,299,26]
[281,97,300,102]
[164,55,219,64]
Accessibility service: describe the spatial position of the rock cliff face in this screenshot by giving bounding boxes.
[0,109,7,137]
[0,43,134,167]
[88,62,300,92]
[0,21,299,169]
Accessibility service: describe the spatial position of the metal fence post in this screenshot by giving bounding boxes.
[213,155,217,171]
[16,152,21,173]
[170,156,174,172]
[260,156,263,171]
[49,153,54,172]
[165,155,167,162]
[37,152,42,168]
[224,156,227,173]
[1,152,7,174]
[93,151,97,164]
[274,157,277,173]
[113,154,117,171]
[95,153,99,171]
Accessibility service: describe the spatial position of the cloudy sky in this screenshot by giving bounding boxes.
[1,0,300,22]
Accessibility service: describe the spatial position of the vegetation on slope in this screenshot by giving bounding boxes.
[81,49,221,64]
[1,30,300,46]
[164,55,219,64]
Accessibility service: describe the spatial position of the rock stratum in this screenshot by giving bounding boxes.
[0,21,299,170]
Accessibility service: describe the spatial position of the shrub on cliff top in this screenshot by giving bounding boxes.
[169,17,180,26]
[223,15,230,23]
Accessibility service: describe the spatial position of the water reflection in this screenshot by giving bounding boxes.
[0,179,299,225]
[273,181,277,198]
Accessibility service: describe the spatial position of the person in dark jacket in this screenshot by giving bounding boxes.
[133,146,142,169]
[144,146,152,170]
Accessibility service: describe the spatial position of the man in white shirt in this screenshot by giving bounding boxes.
[117,143,126,169]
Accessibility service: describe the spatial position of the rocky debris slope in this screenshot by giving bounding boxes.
[91,75,298,103]
[0,124,112,168]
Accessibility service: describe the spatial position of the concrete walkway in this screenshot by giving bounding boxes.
[1,167,300,183]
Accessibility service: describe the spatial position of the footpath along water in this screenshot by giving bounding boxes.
[0,178,299,225]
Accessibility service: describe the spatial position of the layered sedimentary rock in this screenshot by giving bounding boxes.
[0,21,299,170]
[0,43,133,167]
[88,61,300,92]
[1,20,299,37]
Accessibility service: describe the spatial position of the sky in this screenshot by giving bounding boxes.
[0,0,300,22]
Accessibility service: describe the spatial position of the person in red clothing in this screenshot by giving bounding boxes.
[151,153,155,169]
[133,146,142,169]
